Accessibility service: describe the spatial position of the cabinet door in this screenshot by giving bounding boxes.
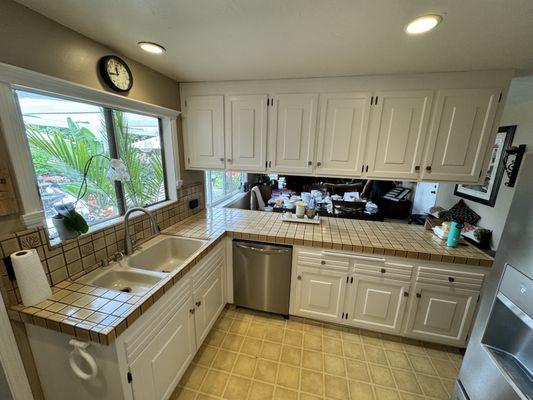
[422,88,500,182]
[183,95,225,169]
[345,275,409,334]
[193,263,225,346]
[315,92,371,177]
[268,93,319,174]
[365,91,433,179]
[293,267,347,323]
[404,283,479,346]
[225,94,268,172]
[129,296,196,400]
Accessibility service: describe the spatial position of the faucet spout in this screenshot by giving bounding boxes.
[123,207,160,256]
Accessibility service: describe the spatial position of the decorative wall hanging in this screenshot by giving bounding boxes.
[454,125,516,207]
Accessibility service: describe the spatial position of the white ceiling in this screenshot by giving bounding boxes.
[15,0,533,82]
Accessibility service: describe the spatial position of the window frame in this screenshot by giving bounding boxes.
[0,61,180,235]
[205,170,245,206]
[16,89,170,239]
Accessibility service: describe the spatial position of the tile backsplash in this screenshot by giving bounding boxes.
[0,182,204,307]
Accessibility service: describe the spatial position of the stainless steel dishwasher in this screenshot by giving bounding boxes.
[233,240,292,316]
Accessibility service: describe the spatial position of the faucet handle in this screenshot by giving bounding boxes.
[100,258,109,268]
[113,252,124,262]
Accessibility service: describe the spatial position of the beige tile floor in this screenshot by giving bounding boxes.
[172,307,462,400]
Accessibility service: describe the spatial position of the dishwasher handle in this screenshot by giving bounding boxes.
[235,242,290,255]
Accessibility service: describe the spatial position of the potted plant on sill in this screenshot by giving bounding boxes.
[52,203,89,240]
[51,157,130,241]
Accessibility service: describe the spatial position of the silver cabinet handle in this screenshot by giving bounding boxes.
[235,242,289,254]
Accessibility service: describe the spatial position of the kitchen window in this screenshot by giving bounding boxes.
[205,170,245,206]
[15,90,168,239]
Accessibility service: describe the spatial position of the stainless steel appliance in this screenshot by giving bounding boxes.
[457,153,533,400]
[233,240,292,316]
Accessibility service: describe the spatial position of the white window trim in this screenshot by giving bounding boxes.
[0,61,181,229]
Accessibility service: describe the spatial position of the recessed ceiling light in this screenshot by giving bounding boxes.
[405,15,442,34]
[138,42,166,54]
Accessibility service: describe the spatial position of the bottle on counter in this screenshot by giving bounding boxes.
[446,219,463,247]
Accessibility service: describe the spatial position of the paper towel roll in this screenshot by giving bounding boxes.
[11,249,52,306]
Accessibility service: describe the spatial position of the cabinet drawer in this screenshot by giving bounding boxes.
[416,266,484,290]
[354,261,413,282]
[296,249,349,271]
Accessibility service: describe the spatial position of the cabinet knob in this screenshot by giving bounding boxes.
[307,161,313,166]
[219,158,224,162]
[448,276,455,283]
[414,165,420,172]
[426,166,432,172]
[380,268,386,274]
[317,162,322,167]
[297,275,302,280]
[196,301,202,307]
[227,158,232,163]
[321,260,326,265]
[403,291,409,297]
[189,308,195,314]
[416,293,422,298]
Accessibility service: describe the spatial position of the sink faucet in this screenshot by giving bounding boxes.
[124,207,160,256]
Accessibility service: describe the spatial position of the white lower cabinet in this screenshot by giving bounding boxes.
[403,283,480,346]
[293,266,348,323]
[192,243,226,346]
[290,246,486,347]
[345,275,410,334]
[129,292,196,400]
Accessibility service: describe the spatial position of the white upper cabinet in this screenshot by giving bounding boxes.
[225,94,268,171]
[268,93,319,174]
[421,88,500,182]
[315,92,372,177]
[180,72,509,179]
[183,95,225,169]
[365,91,433,180]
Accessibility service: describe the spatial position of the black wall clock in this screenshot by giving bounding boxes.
[98,55,133,92]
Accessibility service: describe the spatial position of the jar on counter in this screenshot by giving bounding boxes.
[295,201,306,219]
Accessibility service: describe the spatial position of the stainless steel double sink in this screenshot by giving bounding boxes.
[76,235,207,296]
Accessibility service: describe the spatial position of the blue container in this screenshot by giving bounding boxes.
[446,221,463,247]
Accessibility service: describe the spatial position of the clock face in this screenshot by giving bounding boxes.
[99,56,133,92]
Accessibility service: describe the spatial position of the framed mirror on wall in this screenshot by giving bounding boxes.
[454,125,516,207]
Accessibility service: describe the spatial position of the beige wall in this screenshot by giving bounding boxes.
[436,98,533,250]
[0,0,202,235]
[0,0,179,109]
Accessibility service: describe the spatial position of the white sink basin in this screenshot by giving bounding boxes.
[77,266,165,296]
[126,235,207,272]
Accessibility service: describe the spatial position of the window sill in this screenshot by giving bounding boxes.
[210,191,248,209]
[48,199,178,248]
